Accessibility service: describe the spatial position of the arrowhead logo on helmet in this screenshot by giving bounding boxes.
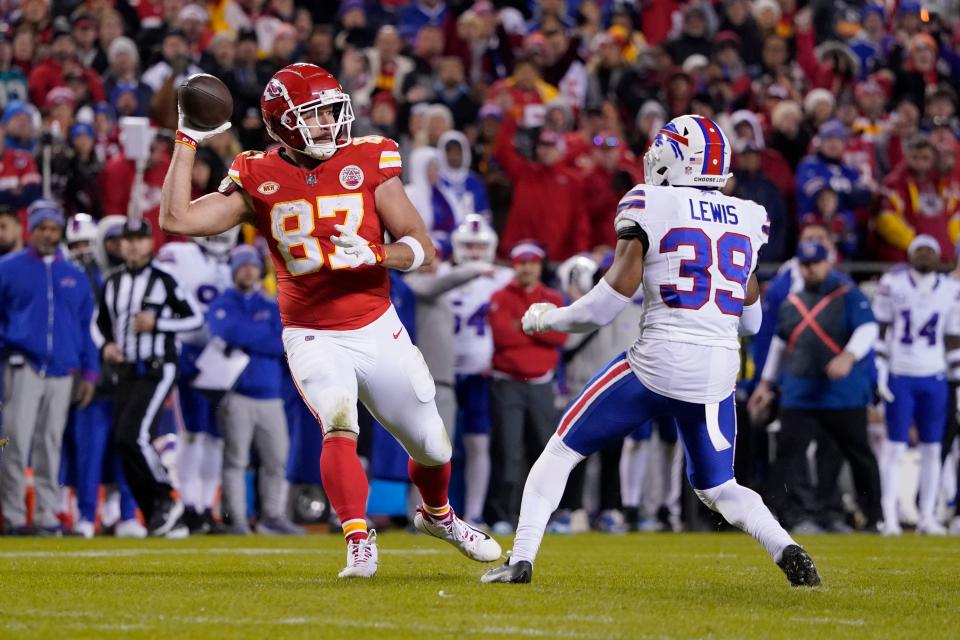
[644,115,731,189]
[261,63,356,161]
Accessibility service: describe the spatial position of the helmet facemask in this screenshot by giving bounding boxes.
[282,94,355,160]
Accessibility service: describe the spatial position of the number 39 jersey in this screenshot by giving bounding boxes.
[222,136,402,330]
[615,184,768,403]
[872,268,960,377]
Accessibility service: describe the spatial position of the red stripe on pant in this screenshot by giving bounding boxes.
[557,360,630,437]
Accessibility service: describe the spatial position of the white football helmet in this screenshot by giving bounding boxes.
[195,225,241,260]
[66,213,97,245]
[65,213,98,262]
[644,114,732,189]
[556,254,599,299]
[452,214,497,264]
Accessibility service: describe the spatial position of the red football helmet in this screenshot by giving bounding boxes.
[260,63,355,160]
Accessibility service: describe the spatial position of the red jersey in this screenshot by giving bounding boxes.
[222,136,402,330]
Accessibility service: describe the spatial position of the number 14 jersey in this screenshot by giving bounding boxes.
[872,268,960,377]
[614,184,768,403]
[222,136,402,330]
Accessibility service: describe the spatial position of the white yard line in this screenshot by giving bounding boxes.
[790,616,867,627]
[0,547,440,559]
[1,608,607,639]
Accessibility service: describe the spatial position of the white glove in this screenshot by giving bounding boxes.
[330,224,383,266]
[522,302,557,334]
[177,104,232,145]
[876,358,895,403]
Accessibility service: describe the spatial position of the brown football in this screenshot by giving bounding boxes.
[178,74,234,131]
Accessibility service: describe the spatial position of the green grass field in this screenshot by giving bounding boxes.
[1,532,958,639]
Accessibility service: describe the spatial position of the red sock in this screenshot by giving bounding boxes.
[409,459,451,519]
[320,437,369,543]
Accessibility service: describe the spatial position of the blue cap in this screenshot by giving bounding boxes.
[796,240,829,264]
[818,119,849,140]
[2,100,31,124]
[69,122,95,141]
[862,4,885,19]
[229,244,263,278]
[93,101,116,119]
[898,0,921,14]
[27,199,65,232]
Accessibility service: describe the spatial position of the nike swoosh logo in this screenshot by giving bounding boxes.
[392,328,402,339]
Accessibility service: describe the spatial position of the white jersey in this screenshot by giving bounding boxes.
[615,184,768,403]
[872,267,960,377]
[155,242,232,347]
[447,266,514,375]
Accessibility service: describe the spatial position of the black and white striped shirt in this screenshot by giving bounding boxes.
[95,261,204,366]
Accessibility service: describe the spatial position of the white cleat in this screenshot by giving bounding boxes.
[917,519,947,536]
[115,518,147,539]
[338,530,379,578]
[880,521,902,537]
[74,520,95,539]
[414,506,502,563]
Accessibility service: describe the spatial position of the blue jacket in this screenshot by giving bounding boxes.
[795,152,872,218]
[0,247,99,380]
[207,288,284,400]
[776,272,876,409]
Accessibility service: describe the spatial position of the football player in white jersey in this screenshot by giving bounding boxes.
[155,227,238,531]
[482,115,820,587]
[447,214,514,527]
[872,235,960,536]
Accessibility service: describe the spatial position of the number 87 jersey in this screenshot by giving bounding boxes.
[221,136,402,330]
[615,184,769,403]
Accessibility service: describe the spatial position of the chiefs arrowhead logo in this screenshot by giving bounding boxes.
[263,79,285,101]
[258,181,280,195]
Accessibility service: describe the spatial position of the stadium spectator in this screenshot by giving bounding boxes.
[0,207,22,255]
[210,246,303,536]
[28,26,105,111]
[0,29,29,109]
[582,132,638,251]
[0,200,98,535]
[437,129,490,220]
[664,5,715,66]
[49,122,103,217]
[405,145,461,248]
[354,25,413,110]
[398,0,448,45]
[72,12,107,74]
[875,134,957,262]
[102,37,153,120]
[879,98,922,173]
[97,135,172,250]
[493,116,590,261]
[731,142,789,261]
[432,56,478,131]
[487,242,565,532]
[795,120,872,224]
[749,240,882,533]
[0,112,41,211]
[447,4,515,86]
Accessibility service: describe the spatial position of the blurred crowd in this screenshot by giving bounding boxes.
[1,0,960,537]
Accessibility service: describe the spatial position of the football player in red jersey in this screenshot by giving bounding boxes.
[159,64,501,578]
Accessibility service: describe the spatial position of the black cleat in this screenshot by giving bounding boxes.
[777,545,821,587]
[480,560,533,584]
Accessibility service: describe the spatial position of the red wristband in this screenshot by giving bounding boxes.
[369,242,386,264]
[175,130,198,150]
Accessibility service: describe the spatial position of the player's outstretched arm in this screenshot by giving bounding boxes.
[523,238,645,335]
[160,143,253,237]
[738,274,762,336]
[373,177,436,271]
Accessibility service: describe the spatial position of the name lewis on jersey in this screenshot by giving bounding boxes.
[689,199,739,225]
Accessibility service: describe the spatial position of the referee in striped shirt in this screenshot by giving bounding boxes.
[95,218,203,538]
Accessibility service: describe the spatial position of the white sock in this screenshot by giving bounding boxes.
[463,433,491,522]
[695,479,797,562]
[918,442,942,525]
[880,441,907,527]
[199,436,224,512]
[619,438,648,508]
[177,433,204,510]
[510,436,584,565]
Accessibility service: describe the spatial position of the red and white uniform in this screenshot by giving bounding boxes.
[223,136,400,330]
[221,137,449,464]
